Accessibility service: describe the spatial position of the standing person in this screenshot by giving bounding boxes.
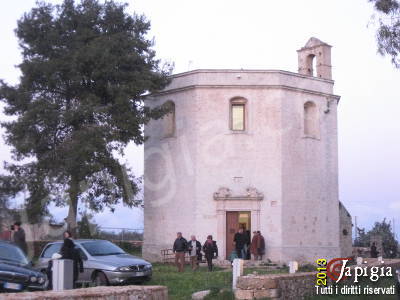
[233,228,247,259]
[173,232,187,272]
[245,230,251,259]
[13,222,27,254]
[60,238,83,287]
[203,235,218,271]
[257,231,266,260]
[187,235,202,271]
[63,230,73,240]
[370,242,379,258]
[250,231,259,260]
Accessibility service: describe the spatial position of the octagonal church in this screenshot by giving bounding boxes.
[143,38,352,263]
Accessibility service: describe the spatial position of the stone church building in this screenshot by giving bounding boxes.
[143,38,352,263]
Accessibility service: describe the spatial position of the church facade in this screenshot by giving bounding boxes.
[143,38,352,263]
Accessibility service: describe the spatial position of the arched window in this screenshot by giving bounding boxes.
[230,98,246,131]
[304,101,319,137]
[306,54,316,76]
[162,101,175,137]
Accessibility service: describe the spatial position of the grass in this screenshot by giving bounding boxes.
[244,266,288,276]
[142,263,290,300]
[143,263,233,300]
[142,262,399,300]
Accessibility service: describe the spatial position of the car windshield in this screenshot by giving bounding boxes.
[81,240,125,256]
[0,243,29,265]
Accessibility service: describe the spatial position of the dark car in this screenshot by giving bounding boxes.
[0,241,47,292]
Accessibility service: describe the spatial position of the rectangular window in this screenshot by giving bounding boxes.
[231,104,245,131]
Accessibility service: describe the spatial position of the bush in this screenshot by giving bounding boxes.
[298,263,315,272]
[115,241,142,255]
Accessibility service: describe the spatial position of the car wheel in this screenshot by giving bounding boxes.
[93,272,108,286]
[144,275,152,282]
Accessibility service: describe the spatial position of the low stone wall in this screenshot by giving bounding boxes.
[1,285,168,300]
[235,259,400,299]
[235,272,314,299]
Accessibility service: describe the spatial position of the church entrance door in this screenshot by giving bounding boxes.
[226,211,251,258]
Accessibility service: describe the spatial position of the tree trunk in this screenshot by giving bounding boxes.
[66,176,79,237]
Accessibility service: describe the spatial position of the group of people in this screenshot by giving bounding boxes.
[173,232,218,272]
[233,228,266,260]
[172,228,266,272]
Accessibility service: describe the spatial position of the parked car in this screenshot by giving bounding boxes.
[0,241,47,292]
[37,239,152,285]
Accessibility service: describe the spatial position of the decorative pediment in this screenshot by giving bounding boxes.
[213,187,263,201]
[245,187,263,198]
[304,37,331,48]
[213,187,232,198]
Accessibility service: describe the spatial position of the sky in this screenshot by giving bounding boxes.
[0,0,399,238]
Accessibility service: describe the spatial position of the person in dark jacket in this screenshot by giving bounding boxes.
[233,228,248,259]
[13,222,27,254]
[173,232,187,272]
[257,231,266,260]
[60,238,83,284]
[203,235,218,271]
[63,230,73,240]
[245,230,251,259]
[46,238,83,289]
[187,235,202,270]
[370,242,379,258]
[250,231,259,260]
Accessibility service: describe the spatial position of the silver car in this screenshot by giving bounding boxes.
[36,239,152,285]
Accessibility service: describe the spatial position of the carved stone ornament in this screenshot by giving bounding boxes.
[213,187,232,199]
[246,187,263,198]
[214,187,263,201]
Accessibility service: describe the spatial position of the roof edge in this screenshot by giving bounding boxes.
[169,68,335,84]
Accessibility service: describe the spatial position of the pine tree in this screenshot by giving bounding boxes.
[0,0,171,233]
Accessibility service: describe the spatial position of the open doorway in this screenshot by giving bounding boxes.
[226,211,251,258]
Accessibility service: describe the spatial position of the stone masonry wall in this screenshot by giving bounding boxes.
[235,259,400,299]
[339,202,353,257]
[1,285,168,300]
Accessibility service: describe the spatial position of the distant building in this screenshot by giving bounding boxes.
[143,38,352,262]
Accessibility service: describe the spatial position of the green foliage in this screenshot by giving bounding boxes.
[97,229,143,241]
[77,212,99,238]
[244,267,288,275]
[369,0,400,67]
[354,218,398,258]
[298,263,316,272]
[0,0,172,225]
[144,263,232,300]
[114,241,142,256]
[143,263,289,300]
